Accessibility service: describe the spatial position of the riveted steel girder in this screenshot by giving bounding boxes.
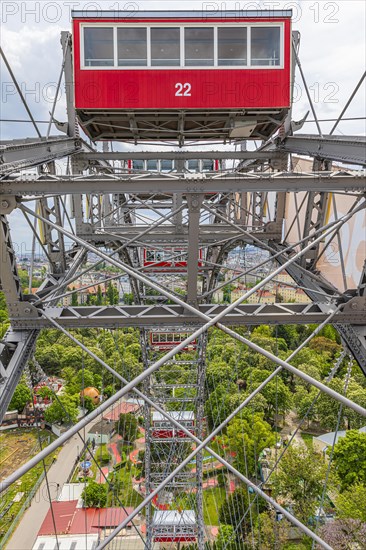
[279,134,366,165]
[8,301,365,330]
[1,173,364,196]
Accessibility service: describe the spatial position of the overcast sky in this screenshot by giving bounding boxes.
[1,0,365,251]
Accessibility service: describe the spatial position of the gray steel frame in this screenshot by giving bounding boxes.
[1,30,366,550]
[2,172,364,195]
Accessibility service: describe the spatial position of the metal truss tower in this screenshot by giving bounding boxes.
[0,25,366,550]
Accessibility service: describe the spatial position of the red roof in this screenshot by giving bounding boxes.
[38,501,135,536]
[103,402,139,422]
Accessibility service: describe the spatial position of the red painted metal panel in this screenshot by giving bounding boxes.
[73,18,291,111]
[154,537,197,542]
[143,249,203,271]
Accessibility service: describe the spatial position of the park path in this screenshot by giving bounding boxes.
[281,411,306,448]
[6,418,99,550]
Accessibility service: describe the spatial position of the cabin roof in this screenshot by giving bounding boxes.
[153,411,194,421]
[152,510,196,525]
[72,10,292,20]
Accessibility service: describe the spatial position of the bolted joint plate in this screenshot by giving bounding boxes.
[8,302,41,323]
[0,196,17,215]
[342,296,366,322]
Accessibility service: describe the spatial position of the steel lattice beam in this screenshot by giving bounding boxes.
[279,134,366,165]
[8,301,365,329]
[1,173,364,196]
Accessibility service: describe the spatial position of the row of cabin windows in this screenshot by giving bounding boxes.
[151,333,192,343]
[83,26,281,68]
[145,250,186,262]
[132,159,215,172]
[153,526,198,535]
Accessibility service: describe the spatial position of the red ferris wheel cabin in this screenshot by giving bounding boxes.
[72,10,292,141]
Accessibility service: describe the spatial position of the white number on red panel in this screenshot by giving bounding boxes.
[175,83,192,97]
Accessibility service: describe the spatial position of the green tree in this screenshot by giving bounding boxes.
[116,413,139,442]
[332,430,366,490]
[35,344,65,375]
[103,385,114,398]
[96,285,103,305]
[37,386,53,400]
[222,284,234,303]
[206,361,235,392]
[308,336,341,358]
[81,481,107,508]
[335,483,366,522]
[44,394,79,424]
[226,413,275,476]
[71,288,78,306]
[81,395,95,413]
[8,383,32,412]
[107,282,119,305]
[204,382,237,429]
[219,487,266,541]
[254,510,290,549]
[276,325,299,349]
[273,445,327,522]
[214,524,239,550]
[293,387,319,427]
[123,292,134,305]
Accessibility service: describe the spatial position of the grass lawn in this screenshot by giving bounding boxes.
[203,487,226,525]
[175,486,226,526]
[0,429,56,545]
[300,433,314,448]
[107,464,144,508]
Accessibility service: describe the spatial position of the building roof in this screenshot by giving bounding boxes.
[38,501,135,536]
[88,419,115,435]
[315,426,366,447]
[152,510,196,526]
[33,534,98,550]
[103,401,140,422]
[57,483,84,507]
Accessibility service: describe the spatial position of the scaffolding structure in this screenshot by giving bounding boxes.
[0,12,365,550]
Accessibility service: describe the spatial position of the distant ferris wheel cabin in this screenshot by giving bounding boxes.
[72,10,293,142]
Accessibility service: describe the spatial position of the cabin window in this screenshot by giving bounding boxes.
[251,26,281,66]
[147,159,158,170]
[81,23,283,69]
[161,160,174,172]
[218,27,247,65]
[84,27,114,66]
[185,27,214,66]
[151,28,181,66]
[132,160,144,170]
[117,28,147,66]
[187,159,200,172]
[202,160,214,171]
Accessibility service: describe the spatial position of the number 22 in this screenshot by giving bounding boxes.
[175,83,192,97]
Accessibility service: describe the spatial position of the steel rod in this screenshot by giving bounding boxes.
[330,71,366,135]
[0,47,42,138]
[292,40,323,137]
[201,199,364,299]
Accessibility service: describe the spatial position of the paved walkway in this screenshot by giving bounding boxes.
[281,411,306,448]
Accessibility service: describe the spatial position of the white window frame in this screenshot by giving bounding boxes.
[80,22,284,70]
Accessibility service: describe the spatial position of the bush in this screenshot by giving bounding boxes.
[98,451,111,465]
[81,480,107,508]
